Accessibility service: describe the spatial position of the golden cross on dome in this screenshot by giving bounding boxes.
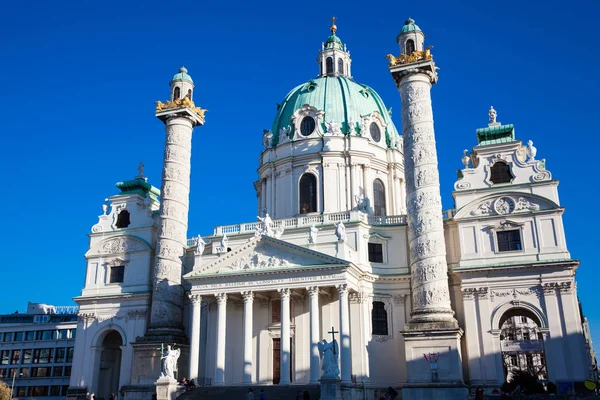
[330,16,337,33]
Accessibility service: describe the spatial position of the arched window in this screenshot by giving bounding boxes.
[299,174,317,214]
[372,301,388,335]
[116,209,130,228]
[187,89,192,99]
[499,310,547,382]
[173,87,181,100]
[406,39,415,54]
[373,179,386,216]
[337,58,344,74]
[326,57,333,74]
[490,161,513,184]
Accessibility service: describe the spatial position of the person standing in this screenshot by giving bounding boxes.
[245,388,254,400]
[259,389,265,400]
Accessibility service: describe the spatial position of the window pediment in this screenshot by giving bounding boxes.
[291,105,325,140]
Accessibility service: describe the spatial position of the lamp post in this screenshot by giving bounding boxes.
[11,372,23,398]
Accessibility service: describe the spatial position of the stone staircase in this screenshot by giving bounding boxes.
[177,385,320,400]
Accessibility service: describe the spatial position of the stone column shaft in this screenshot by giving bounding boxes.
[242,291,254,384]
[214,293,227,385]
[338,284,351,383]
[149,116,194,335]
[189,294,202,381]
[394,69,455,324]
[307,287,320,384]
[279,288,291,384]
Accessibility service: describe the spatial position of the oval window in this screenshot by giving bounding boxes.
[370,122,381,142]
[300,116,316,137]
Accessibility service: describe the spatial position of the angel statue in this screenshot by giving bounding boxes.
[257,213,274,237]
[160,345,181,380]
[317,339,340,378]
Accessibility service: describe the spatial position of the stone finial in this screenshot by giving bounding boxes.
[526,140,537,161]
[136,162,145,179]
[461,149,470,168]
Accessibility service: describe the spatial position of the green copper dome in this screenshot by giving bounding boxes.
[271,76,400,147]
[400,18,421,34]
[171,66,194,84]
[325,33,343,50]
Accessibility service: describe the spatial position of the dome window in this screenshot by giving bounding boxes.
[406,39,415,54]
[369,122,381,142]
[300,116,316,137]
[299,174,317,214]
[187,89,192,99]
[337,59,344,74]
[173,87,181,100]
[326,57,333,74]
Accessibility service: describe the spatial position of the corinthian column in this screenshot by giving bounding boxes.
[389,33,455,326]
[188,294,202,381]
[242,291,254,384]
[278,288,291,385]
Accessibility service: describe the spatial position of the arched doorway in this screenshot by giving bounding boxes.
[499,308,548,383]
[98,331,123,400]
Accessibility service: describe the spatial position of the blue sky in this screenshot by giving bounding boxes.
[1,0,599,347]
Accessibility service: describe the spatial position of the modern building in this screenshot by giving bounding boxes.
[66,18,594,400]
[0,303,78,400]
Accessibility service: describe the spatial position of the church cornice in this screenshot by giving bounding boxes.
[74,291,152,305]
[451,259,579,275]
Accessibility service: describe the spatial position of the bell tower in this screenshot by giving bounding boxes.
[388,19,467,399]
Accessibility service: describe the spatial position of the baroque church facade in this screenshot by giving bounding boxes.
[68,19,594,400]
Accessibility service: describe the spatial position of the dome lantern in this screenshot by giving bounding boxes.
[396,17,426,56]
[170,66,195,101]
[317,17,352,78]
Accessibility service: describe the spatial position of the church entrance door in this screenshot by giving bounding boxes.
[272,338,292,384]
[97,330,123,400]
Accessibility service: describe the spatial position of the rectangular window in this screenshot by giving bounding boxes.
[521,316,527,323]
[50,386,61,396]
[523,332,531,341]
[371,301,389,335]
[497,230,522,252]
[53,366,63,377]
[35,331,43,340]
[55,348,65,363]
[64,366,72,377]
[0,368,5,378]
[66,347,74,363]
[3,332,14,342]
[510,355,518,365]
[62,386,70,396]
[41,330,53,340]
[14,332,24,342]
[32,367,51,377]
[33,349,52,364]
[368,243,384,263]
[9,368,18,378]
[69,329,77,339]
[0,350,9,365]
[22,349,32,364]
[58,330,69,340]
[31,386,49,397]
[25,331,35,341]
[109,265,125,283]
[17,386,27,397]
[11,350,21,364]
[20,367,30,377]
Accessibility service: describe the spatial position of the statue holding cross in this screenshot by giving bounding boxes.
[318,326,340,378]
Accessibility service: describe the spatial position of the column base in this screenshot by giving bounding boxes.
[401,322,465,385]
[155,377,185,400]
[319,377,342,400]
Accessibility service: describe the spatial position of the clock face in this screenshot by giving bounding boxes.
[494,197,515,215]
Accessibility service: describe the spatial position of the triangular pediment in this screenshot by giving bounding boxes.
[184,235,348,278]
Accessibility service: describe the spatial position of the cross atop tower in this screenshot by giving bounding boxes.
[330,16,337,34]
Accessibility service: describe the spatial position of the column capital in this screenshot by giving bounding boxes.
[215,293,228,304]
[336,284,349,296]
[242,291,254,302]
[278,288,291,300]
[306,286,320,296]
[189,294,202,304]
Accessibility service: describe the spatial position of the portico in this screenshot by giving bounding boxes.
[183,235,364,386]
